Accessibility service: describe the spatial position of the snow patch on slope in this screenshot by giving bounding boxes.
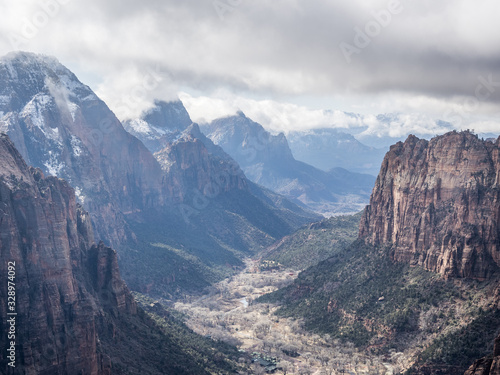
[21,94,63,144]
[44,150,65,176]
[126,119,174,140]
[70,135,83,157]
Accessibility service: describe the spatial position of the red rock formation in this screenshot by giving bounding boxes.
[0,133,134,373]
[465,335,500,375]
[360,131,500,279]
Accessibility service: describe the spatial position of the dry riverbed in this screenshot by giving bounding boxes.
[174,259,398,374]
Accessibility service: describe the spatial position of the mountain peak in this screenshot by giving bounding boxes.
[143,99,192,130]
[360,129,500,278]
[123,99,193,153]
[0,51,76,80]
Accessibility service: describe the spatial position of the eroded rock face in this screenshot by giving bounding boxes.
[123,99,193,153]
[360,131,500,279]
[155,129,247,202]
[0,52,165,247]
[465,335,500,375]
[0,133,135,374]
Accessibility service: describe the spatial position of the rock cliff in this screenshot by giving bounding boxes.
[0,52,165,247]
[465,334,500,375]
[155,125,248,202]
[0,133,223,374]
[360,131,500,279]
[0,132,135,373]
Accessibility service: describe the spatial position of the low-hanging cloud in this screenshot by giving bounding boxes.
[0,0,499,128]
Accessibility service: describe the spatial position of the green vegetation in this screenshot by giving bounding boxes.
[261,212,361,270]
[128,292,244,375]
[258,239,498,372]
[121,189,315,299]
[409,308,500,372]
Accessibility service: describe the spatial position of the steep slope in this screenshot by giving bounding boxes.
[0,51,164,247]
[261,239,500,374]
[0,133,239,374]
[123,99,192,153]
[121,124,320,297]
[0,52,318,297]
[287,128,386,176]
[360,131,500,279]
[260,213,361,270]
[202,112,375,215]
[259,131,500,374]
[465,334,500,375]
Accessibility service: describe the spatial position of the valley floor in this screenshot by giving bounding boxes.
[173,259,399,375]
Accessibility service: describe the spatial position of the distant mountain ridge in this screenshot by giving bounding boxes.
[0,52,318,297]
[287,128,386,176]
[123,99,192,152]
[201,112,376,215]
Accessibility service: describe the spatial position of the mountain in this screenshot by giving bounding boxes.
[0,51,164,248]
[120,111,320,297]
[0,52,318,297]
[260,212,361,270]
[259,131,500,374]
[360,131,500,279]
[287,128,386,176]
[0,133,240,374]
[201,112,376,215]
[123,99,192,153]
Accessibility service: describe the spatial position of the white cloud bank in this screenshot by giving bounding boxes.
[0,0,498,131]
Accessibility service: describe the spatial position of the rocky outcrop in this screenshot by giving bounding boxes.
[0,132,240,374]
[465,335,500,375]
[123,99,193,153]
[360,131,500,279]
[0,52,165,247]
[155,126,248,202]
[0,133,134,373]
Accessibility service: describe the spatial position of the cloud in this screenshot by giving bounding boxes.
[179,91,465,139]
[0,0,499,130]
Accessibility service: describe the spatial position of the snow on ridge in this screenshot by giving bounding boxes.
[128,119,151,134]
[70,135,83,157]
[151,125,173,136]
[20,94,64,145]
[44,150,65,176]
[58,73,87,95]
[0,95,10,106]
[74,186,86,204]
[127,118,175,141]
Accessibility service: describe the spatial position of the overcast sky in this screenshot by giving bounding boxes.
[1,0,499,137]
